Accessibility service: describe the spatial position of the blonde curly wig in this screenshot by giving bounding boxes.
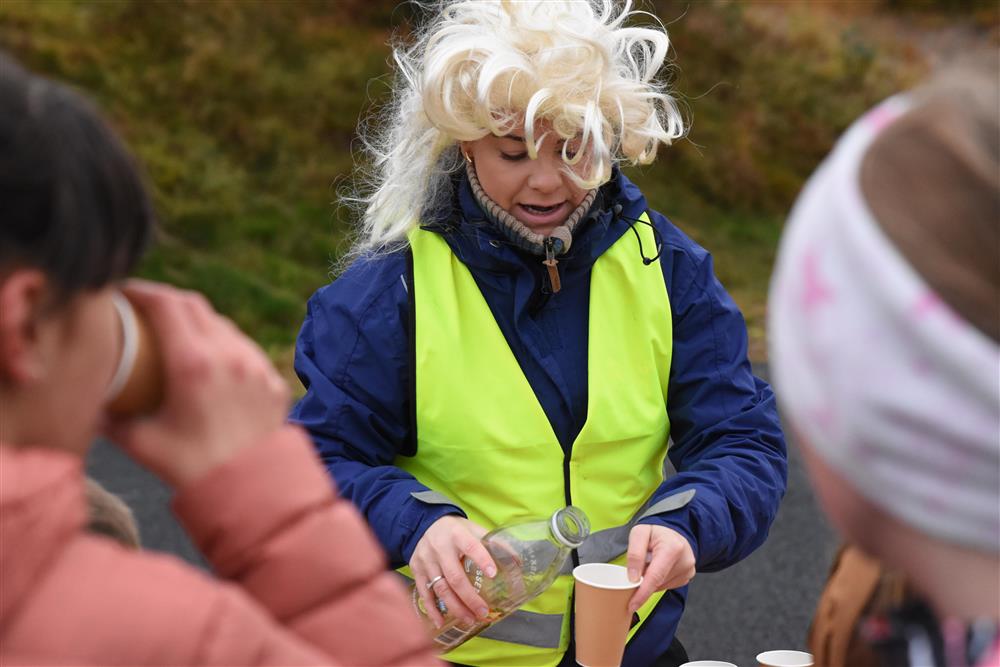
[348,0,684,255]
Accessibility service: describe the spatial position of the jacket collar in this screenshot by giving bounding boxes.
[423,167,651,275]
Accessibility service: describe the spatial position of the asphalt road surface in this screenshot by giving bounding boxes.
[86,368,839,667]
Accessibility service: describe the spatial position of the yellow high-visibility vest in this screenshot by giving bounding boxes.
[398,216,678,667]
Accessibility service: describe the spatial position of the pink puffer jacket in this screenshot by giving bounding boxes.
[0,427,441,666]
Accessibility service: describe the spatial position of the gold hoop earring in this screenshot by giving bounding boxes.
[462,150,473,164]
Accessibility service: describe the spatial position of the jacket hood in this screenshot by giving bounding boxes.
[0,445,86,623]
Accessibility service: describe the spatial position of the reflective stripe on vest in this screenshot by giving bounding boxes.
[398,216,674,667]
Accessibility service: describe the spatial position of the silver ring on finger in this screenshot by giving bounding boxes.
[426,574,445,590]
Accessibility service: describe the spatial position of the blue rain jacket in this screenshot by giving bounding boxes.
[291,169,787,665]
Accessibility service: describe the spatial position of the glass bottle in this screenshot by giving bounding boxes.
[411,506,590,651]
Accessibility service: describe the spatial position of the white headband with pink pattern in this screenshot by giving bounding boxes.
[768,95,1000,553]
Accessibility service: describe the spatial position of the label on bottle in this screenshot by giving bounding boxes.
[465,556,484,594]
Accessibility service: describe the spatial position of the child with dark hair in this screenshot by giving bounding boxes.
[0,53,441,666]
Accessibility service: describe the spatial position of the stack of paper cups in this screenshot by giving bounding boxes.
[757,650,814,667]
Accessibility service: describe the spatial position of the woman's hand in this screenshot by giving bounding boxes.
[625,524,696,614]
[104,280,290,487]
[410,516,497,628]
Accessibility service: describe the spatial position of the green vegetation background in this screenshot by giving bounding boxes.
[2,0,994,383]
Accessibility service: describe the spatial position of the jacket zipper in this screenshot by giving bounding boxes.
[563,454,579,569]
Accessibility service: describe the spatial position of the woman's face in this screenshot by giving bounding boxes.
[462,123,590,237]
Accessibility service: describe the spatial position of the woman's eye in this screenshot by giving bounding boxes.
[500,151,527,161]
[563,142,582,159]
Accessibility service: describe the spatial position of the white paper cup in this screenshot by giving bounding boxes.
[756,650,814,667]
[573,563,641,667]
[679,661,738,667]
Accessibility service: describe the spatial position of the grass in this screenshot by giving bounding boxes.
[3,0,986,379]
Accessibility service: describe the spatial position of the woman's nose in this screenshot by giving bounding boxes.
[526,158,563,193]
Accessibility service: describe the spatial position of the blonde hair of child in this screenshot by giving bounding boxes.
[85,478,141,549]
[346,0,685,256]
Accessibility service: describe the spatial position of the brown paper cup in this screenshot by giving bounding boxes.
[573,563,641,667]
[106,292,164,417]
[756,650,814,667]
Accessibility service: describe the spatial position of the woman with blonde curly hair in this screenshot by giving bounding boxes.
[292,2,787,665]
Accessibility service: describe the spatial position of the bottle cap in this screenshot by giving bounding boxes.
[551,506,590,548]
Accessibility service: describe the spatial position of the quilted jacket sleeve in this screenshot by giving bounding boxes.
[172,425,442,666]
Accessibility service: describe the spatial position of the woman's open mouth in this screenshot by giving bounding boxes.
[515,202,569,227]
